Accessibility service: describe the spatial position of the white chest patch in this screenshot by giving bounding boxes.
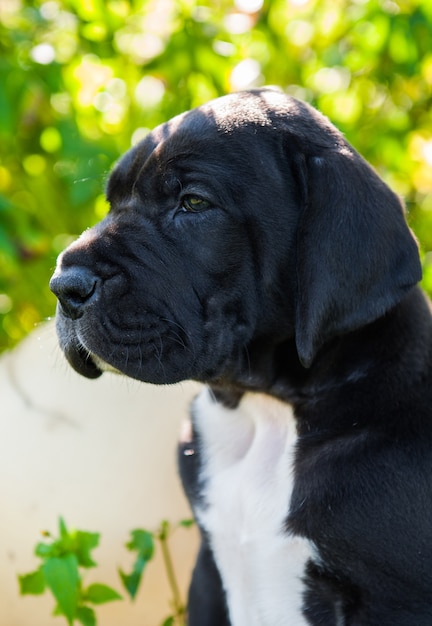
[193,388,312,626]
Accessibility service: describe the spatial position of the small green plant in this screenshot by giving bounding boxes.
[18,517,122,626]
[19,517,194,626]
[120,519,194,626]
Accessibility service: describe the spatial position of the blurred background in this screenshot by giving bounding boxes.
[0,0,432,352]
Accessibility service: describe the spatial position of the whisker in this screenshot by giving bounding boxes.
[243,343,252,380]
[161,316,197,360]
[153,332,167,379]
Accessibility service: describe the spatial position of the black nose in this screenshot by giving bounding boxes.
[50,266,98,320]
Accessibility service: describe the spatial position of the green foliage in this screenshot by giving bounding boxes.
[119,528,155,600]
[155,520,189,626]
[119,520,193,625]
[1,0,432,350]
[18,518,122,626]
[19,517,193,625]
[19,568,46,595]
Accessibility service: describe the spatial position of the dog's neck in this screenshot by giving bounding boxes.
[209,287,432,434]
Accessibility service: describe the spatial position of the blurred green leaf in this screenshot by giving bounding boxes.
[83,583,123,604]
[118,566,144,601]
[42,554,80,624]
[59,517,69,541]
[120,528,155,599]
[18,568,46,595]
[179,519,195,528]
[74,530,100,568]
[76,606,97,626]
[35,541,56,559]
[125,529,155,559]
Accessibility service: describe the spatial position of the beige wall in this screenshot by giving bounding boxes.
[0,323,199,626]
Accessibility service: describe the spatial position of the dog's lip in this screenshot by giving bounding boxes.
[66,342,125,378]
[63,341,103,379]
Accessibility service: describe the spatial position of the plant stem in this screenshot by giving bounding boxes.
[158,526,185,624]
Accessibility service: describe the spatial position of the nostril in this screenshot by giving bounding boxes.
[50,267,98,320]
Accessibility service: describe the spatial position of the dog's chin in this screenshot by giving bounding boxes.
[61,336,195,385]
[91,354,123,375]
[56,315,186,384]
[63,342,136,380]
[56,310,242,386]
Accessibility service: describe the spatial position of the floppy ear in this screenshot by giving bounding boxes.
[294,147,422,368]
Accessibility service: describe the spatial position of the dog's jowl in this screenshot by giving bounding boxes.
[50,88,432,626]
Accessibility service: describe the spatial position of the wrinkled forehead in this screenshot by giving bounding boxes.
[200,89,284,130]
[159,89,281,138]
[115,94,254,156]
[147,92,291,171]
[107,90,292,201]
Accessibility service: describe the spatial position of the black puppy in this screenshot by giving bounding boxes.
[50,88,432,626]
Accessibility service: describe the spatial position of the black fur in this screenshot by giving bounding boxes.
[50,88,432,625]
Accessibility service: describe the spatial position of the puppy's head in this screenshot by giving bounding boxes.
[50,88,421,384]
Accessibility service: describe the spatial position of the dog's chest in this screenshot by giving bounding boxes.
[193,389,311,626]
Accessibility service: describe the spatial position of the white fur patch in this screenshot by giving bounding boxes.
[193,387,312,626]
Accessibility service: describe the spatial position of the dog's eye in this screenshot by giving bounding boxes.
[180,195,210,213]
